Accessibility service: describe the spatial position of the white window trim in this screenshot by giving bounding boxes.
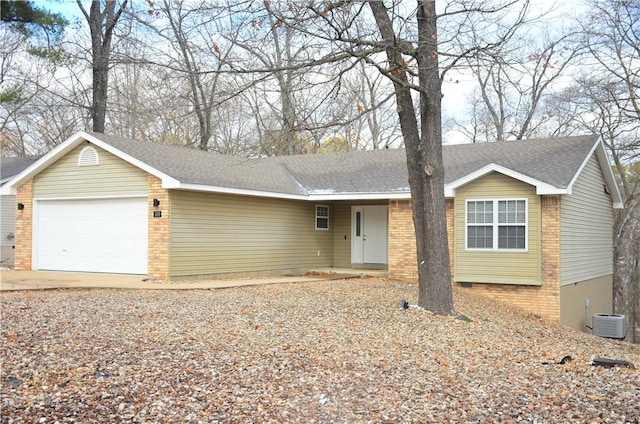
[465,198,528,252]
[315,204,329,230]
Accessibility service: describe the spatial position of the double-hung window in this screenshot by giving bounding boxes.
[466,199,527,250]
[315,205,329,230]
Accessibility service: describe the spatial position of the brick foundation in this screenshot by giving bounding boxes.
[388,196,562,323]
[460,196,561,323]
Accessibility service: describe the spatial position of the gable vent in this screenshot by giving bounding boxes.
[78,146,99,166]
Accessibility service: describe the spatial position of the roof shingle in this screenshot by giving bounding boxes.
[1,156,41,182]
[86,132,598,196]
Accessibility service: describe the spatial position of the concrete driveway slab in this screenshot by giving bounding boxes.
[0,270,358,291]
[0,270,147,291]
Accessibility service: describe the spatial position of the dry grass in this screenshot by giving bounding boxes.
[1,278,639,423]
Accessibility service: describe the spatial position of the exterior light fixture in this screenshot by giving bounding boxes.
[153,198,160,207]
[17,203,24,210]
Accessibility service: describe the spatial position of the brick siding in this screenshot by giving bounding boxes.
[446,199,454,280]
[388,200,417,280]
[388,199,455,282]
[147,175,171,280]
[388,196,562,323]
[458,196,562,322]
[14,180,33,270]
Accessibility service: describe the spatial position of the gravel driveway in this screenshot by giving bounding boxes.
[1,279,639,423]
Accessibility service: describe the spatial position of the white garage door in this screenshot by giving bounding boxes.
[35,198,148,274]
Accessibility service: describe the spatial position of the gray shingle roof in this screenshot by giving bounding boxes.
[92,133,306,195]
[86,132,598,196]
[443,135,598,189]
[1,156,41,182]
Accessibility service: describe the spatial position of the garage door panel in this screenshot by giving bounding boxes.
[35,198,148,274]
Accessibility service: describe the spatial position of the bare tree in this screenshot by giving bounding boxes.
[256,0,532,313]
[345,62,401,149]
[457,29,581,142]
[1,2,71,155]
[577,0,640,342]
[226,1,368,156]
[359,1,452,313]
[76,0,128,133]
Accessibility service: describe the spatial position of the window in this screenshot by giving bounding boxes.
[466,199,527,250]
[315,205,329,230]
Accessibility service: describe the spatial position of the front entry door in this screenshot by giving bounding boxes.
[351,205,388,265]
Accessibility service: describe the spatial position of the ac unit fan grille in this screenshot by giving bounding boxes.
[592,314,627,339]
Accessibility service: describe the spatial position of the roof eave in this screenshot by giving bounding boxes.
[595,138,624,209]
[0,181,13,195]
[565,136,624,209]
[308,192,411,201]
[445,163,567,197]
[176,183,413,201]
[176,182,308,200]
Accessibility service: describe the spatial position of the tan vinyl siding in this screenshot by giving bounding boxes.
[1,195,15,247]
[170,191,333,277]
[1,194,16,264]
[454,172,541,285]
[332,202,352,268]
[560,275,612,331]
[33,144,148,198]
[560,156,613,285]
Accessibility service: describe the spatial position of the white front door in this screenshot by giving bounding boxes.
[351,205,388,265]
[34,197,148,274]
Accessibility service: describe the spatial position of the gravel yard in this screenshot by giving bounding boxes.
[1,278,639,423]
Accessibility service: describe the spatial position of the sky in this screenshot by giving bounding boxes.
[31,0,588,145]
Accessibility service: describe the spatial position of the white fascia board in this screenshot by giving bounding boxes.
[565,137,600,196]
[0,184,13,196]
[2,133,87,195]
[308,192,412,201]
[176,183,413,201]
[176,183,309,200]
[0,178,14,195]
[445,163,567,197]
[592,138,624,209]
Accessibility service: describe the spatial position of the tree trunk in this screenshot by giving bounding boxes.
[79,0,127,133]
[369,0,453,315]
[414,0,454,314]
[88,1,109,133]
[613,204,640,343]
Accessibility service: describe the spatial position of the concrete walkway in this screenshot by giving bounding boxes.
[0,270,363,292]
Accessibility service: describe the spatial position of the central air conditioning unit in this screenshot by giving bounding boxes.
[592,314,627,339]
